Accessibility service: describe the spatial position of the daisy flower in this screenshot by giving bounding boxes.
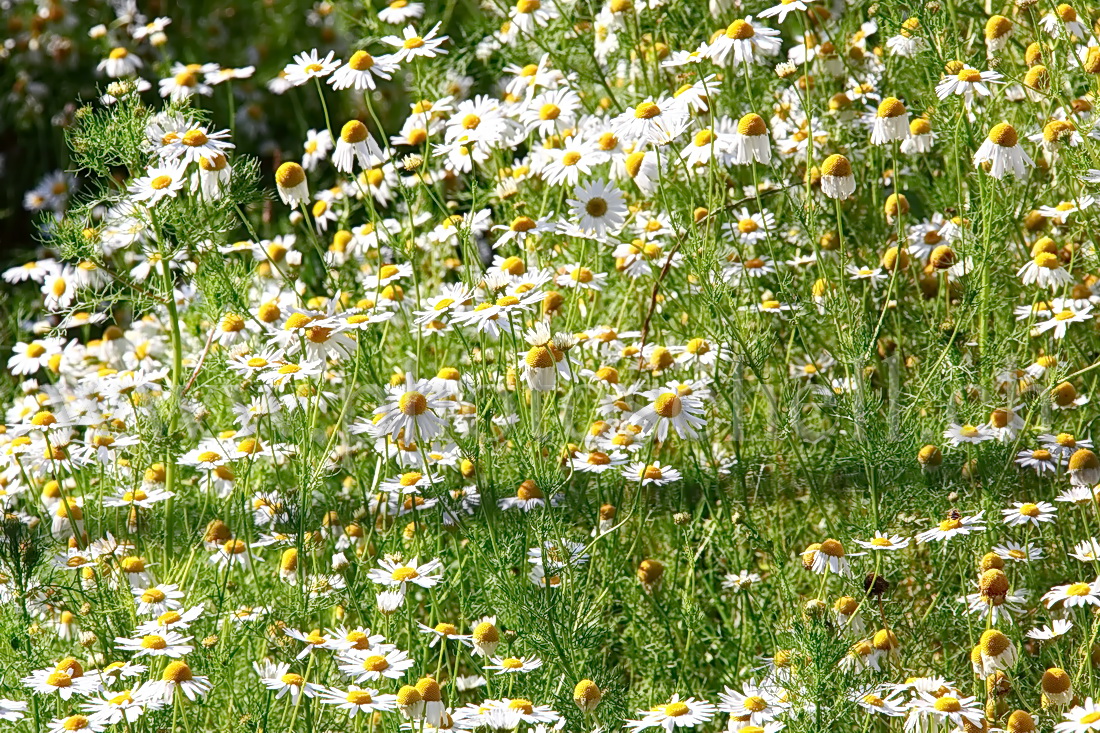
[935,67,1003,106]
[133,584,184,615]
[974,123,1032,180]
[1018,252,1074,289]
[373,378,450,443]
[129,163,186,206]
[706,17,782,66]
[1055,698,1100,733]
[334,120,384,174]
[139,661,211,703]
[759,0,810,23]
[338,647,416,682]
[257,662,324,701]
[329,50,398,91]
[916,510,986,543]
[717,684,787,725]
[485,655,543,675]
[1036,304,1093,339]
[611,99,688,146]
[628,695,717,731]
[853,531,909,551]
[870,97,909,145]
[1001,501,1056,528]
[623,461,682,487]
[318,686,397,718]
[283,49,340,86]
[382,23,449,63]
[729,113,772,165]
[628,385,707,441]
[566,180,627,236]
[1027,619,1073,641]
[943,422,992,445]
[1043,579,1100,609]
[907,691,985,732]
[114,631,194,658]
[367,556,444,589]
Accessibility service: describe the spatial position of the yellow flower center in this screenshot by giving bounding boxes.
[391,566,420,582]
[665,702,691,717]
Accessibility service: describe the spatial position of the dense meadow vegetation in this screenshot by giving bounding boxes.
[4,0,1100,731]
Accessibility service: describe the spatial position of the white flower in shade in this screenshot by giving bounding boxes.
[974,123,1032,180]
[853,531,910,551]
[943,422,992,445]
[379,0,424,24]
[98,47,143,78]
[1070,538,1100,563]
[993,542,1043,563]
[283,49,340,86]
[722,570,762,592]
[1039,5,1087,38]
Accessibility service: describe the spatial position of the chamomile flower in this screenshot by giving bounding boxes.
[318,686,397,718]
[485,655,543,675]
[974,122,1033,180]
[367,556,444,589]
[1002,501,1057,528]
[283,49,340,86]
[628,695,717,731]
[382,23,449,63]
[1043,579,1100,608]
[329,50,398,90]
